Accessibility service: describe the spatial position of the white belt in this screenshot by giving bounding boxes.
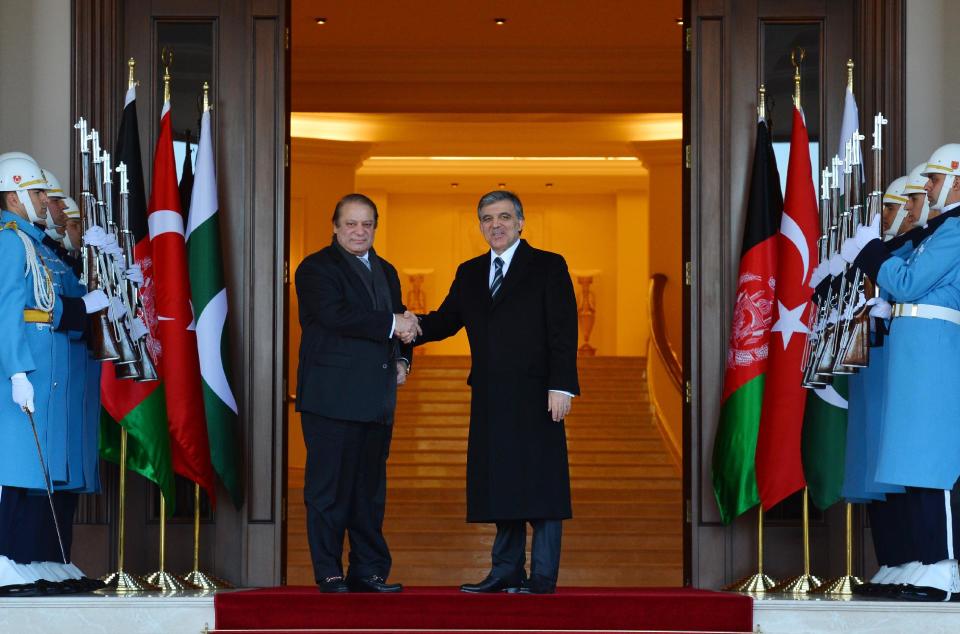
[892,303,960,325]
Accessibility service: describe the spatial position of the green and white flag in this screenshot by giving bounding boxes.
[186,107,244,507]
[801,81,858,511]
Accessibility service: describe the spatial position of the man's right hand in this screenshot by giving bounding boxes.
[394,311,422,344]
[11,372,34,413]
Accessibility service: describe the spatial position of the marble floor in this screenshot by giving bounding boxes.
[2,588,959,634]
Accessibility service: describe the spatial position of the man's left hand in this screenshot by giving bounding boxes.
[397,360,409,386]
[547,391,571,422]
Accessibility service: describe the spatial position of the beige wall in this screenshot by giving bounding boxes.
[383,192,621,356]
[0,0,71,186]
[905,0,960,168]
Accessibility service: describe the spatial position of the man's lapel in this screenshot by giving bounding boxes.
[491,239,532,310]
[330,240,375,307]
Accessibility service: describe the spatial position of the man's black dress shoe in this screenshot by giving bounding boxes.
[897,584,960,602]
[319,575,349,593]
[517,575,556,595]
[459,575,522,593]
[347,575,403,593]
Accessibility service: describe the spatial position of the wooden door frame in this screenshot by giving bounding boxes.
[71,0,290,586]
[683,0,904,588]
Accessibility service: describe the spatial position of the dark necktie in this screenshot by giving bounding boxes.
[490,256,504,298]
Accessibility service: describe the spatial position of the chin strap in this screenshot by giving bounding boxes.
[884,205,909,239]
[15,191,45,226]
[933,174,956,211]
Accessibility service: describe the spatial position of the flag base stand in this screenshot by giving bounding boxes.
[100,570,158,593]
[183,569,232,590]
[145,570,195,592]
[724,571,778,593]
[771,573,823,594]
[811,574,862,595]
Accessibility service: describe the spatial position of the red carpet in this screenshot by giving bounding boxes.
[213,586,753,633]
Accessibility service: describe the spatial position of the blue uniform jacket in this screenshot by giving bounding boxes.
[856,208,960,489]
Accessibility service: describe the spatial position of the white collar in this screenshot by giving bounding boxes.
[490,239,521,267]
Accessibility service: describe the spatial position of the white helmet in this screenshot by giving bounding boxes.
[41,169,67,199]
[62,196,80,220]
[882,175,909,239]
[904,162,932,225]
[921,143,960,211]
[0,154,48,225]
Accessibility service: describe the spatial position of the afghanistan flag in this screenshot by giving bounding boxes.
[801,83,859,510]
[756,106,820,510]
[186,106,244,507]
[148,99,217,504]
[99,83,176,509]
[712,119,783,525]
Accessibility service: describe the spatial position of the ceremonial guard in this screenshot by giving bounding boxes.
[849,143,960,600]
[0,154,106,594]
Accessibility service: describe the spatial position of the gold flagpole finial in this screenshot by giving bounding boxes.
[847,58,854,91]
[758,84,767,121]
[202,81,210,112]
[791,47,805,110]
[161,48,173,103]
[127,58,138,90]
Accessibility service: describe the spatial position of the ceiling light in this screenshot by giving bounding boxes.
[315,17,327,25]
[451,182,459,188]
[545,183,554,188]
[497,182,507,189]
[494,18,507,26]
[675,17,684,26]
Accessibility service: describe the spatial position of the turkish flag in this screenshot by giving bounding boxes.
[755,107,820,510]
[147,102,216,504]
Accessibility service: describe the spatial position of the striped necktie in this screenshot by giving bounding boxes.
[490,256,504,298]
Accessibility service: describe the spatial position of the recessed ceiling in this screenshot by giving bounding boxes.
[291,1,683,113]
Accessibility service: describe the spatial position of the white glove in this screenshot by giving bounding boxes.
[827,308,840,325]
[829,253,845,276]
[867,296,892,319]
[83,225,107,247]
[129,315,150,340]
[854,214,882,250]
[840,238,861,264]
[809,261,829,289]
[101,234,123,257]
[11,373,34,413]
[107,295,126,322]
[124,264,144,286]
[81,289,109,313]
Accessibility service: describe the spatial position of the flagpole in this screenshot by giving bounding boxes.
[724,506,778,592]
[812,502,863,595]
[182,482,232,589]
[146,492,195,591]
[771,487,823,593]
[101,429,159,592]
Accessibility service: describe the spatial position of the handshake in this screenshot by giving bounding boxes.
[394,310,422,344]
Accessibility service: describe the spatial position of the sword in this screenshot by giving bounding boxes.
[22,407,67,565]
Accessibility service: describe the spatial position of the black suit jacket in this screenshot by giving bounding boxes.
[416,239,579,521]
[294,239,412,423]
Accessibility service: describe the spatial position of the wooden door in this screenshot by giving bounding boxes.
[72,0,289,586]
[684,0,904,588]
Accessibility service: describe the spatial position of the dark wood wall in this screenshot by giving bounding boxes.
[71,0,288,586]
[685,0,904,588]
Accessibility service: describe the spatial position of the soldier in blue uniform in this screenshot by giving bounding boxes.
[849,143,960,601]
[0,154,108,594]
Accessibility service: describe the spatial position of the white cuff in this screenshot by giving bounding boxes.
[549,389,575,398]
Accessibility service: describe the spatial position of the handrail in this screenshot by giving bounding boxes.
[648,274,683,390]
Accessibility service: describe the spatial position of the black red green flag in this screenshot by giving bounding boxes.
[712,119,784,524]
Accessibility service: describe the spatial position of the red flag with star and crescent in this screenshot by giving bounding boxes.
[147,100,216,504]
[755,106,820,510]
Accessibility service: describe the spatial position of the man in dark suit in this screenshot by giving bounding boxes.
[416,190,580,594]
[294,193,418,593]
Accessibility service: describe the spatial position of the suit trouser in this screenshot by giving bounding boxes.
[301,413,392,582]
[0,487,76,565]
[904,484,960,565]
[867,492,913,567]
[490,519,563,583]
